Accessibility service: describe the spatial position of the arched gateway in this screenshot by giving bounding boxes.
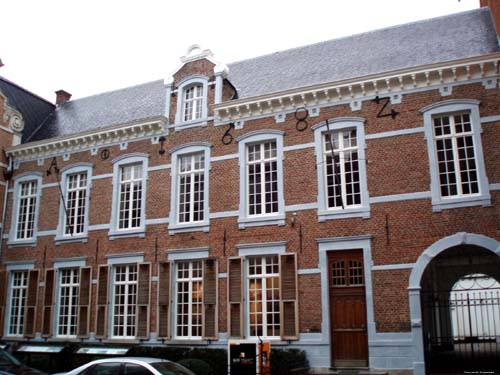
[409,233,500,375]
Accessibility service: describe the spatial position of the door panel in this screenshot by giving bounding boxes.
[328,250,368,367]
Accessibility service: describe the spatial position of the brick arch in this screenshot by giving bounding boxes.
[408,232,500,375]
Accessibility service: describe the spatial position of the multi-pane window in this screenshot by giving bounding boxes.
[118,164,143,230]
[112,264,138,338]
[247,141,278,216]
[175,261,203,338]
[57,268,79,337]
[183,85,203,122]
[64,173,87,235]
[331,260,364,287]
[8,271,28,336]
[433,112,479,198]
[323,129,361,208]
[248,255,280,338]
[178,153,205,223]
[15,181,38,240]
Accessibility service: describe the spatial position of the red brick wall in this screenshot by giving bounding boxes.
[1,59,500,341]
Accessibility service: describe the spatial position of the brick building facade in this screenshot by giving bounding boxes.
[1,6,500,375]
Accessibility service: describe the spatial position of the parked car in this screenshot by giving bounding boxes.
[60,358,195,375]
[0,349,47,375]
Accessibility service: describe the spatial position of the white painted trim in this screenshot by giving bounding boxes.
[237,241,287,257]
[106,252,144,265]
[370,191,431,204]
[167,247,210,261]
[421,99,491,211]
[52,258,86,269]
[297,268,320,275]
[408,233,500,375]
[214,55,500,123]
[313,118,370,221]
[365,127,424,140]
[316,234,375,364]
[372,263,415,271]
[5,261,35,271]
[480,115,500,123]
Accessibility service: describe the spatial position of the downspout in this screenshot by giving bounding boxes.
[0,154,13,262]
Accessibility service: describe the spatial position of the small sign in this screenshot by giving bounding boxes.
[76,348,128,355]
[17,346,64,353]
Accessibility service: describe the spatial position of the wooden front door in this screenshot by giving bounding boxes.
[328,250,368,367]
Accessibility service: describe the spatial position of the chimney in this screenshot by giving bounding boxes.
[55,89,72,106]
[481,0,500,37]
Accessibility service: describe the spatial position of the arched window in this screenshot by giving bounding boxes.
[183,84,203,122]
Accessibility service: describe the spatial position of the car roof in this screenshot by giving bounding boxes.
[87,358,168,364]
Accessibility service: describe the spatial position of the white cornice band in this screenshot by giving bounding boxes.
[214,54,500,122]
[7,117,166,161]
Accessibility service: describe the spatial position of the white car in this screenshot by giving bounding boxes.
[60,358,195,375]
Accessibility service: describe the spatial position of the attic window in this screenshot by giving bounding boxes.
[183,85,203,122]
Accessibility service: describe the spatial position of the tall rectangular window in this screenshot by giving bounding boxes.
[323,129,361,208]
[8,271,28,336]
[64,173,88,235]
[178,153,205,223]
[57,268,79,337]
[247,141,278,216]
[175,261,203,338]
[118,164,143,230]
[16,181,38,240]
[433,112,479,198]
[112,264,137,338]
[248,255,280,338]
[183,85,203,122]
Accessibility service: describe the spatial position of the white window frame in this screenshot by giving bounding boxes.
[169,143,211,234]
[174,260,203,339]
[3,262,34,337]
[109,154,148,239]
[55,267,80,338]
[313,118,370,221]
[110,263,138,339]
[55,164,92,244]
[421,99,490,211]
[174,76,209,130]
[237,130,285,229]
[237,242,286,339]
[6,270,29,337]
[8,173,43,245]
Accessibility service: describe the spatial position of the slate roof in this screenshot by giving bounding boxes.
[24,7,500,143]
[0,76,55,143]
[227,8,500,99]
[29,80,166,142]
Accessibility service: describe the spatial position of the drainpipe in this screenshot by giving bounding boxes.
[0,155,13,262]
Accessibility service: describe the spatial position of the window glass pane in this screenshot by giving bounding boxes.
[175,261,203,338]
[433,112,478,198]
[247,142,278,216]
[247,255,280,338]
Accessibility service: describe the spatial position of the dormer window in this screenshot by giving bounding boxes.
[183,85,203,122]
[174,76,209,130]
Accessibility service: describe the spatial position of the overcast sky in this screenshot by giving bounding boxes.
[1,0,479,103]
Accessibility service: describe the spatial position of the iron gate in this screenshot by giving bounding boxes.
[421,278,500,374]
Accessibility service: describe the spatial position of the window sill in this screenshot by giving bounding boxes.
[55,235,89,245]
[317,207,370,222]
[173,118,210,131]
[432,195,491,212]
[7,239,37,248]
[108,228,146,240]
[238,214,286,229]
[168,222,210,235]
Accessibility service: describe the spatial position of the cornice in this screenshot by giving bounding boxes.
[214,54,500,123]
[6,116,166,162]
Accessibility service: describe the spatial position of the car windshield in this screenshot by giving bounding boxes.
[150,362,194,375]
[0,350,21,366]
